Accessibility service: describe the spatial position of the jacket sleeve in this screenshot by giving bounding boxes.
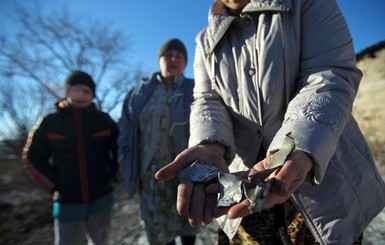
[22,117,58,193]
[117,91,133,168]
[189,32,236,164]
[268,0,363,184]
[107,115,120,177]
[117,89,139,198]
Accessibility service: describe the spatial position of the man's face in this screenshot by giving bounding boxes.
[159,50,186,79]
[66,84,93,108]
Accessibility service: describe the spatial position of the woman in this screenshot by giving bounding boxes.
[156,0,385,244]
[118,38,197,245]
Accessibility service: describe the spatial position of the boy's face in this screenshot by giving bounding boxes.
[66,84,93,108]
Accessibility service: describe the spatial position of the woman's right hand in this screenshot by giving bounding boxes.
[155,142,228,226]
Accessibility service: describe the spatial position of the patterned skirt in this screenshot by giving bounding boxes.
[218,200,363,245]
[139,158,198,245]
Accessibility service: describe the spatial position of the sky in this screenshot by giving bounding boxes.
[1,0,385,79]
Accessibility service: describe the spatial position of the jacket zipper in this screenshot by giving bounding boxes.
[74,109,90,203]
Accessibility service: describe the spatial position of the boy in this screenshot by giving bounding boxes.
[23,70,120,245]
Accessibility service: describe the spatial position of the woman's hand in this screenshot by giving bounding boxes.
[215,150,314,219]
[155,142,228,226]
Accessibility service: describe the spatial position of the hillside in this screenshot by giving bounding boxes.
[353,41,385,163]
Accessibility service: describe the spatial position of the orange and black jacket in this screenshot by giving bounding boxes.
[22,100,119,204]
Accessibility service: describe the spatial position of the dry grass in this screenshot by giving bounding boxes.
[353,48,385,163]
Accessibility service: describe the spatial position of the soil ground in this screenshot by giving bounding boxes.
[0,159,218,245]
[1,158,384,245]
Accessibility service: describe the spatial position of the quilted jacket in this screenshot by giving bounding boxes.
[190,0,385,243]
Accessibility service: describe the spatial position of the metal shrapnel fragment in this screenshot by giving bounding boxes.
[217,172,243,207]
[243,132,295,212]
[176,160,220,183]
[176,160,276,211]
[174,132,296,213]
[241,167,279,211]
[243,177,273,212]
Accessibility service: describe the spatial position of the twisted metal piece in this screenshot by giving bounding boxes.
[175,132,296,212]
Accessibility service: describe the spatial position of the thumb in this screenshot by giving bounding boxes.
[155,159,183,180]
[155,148,196,180]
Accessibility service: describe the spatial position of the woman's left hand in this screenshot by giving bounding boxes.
[213,150,314,219]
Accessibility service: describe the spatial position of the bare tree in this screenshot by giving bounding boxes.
[0,3,139,112]
[0,81,54,158]
[0,3,141,158]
